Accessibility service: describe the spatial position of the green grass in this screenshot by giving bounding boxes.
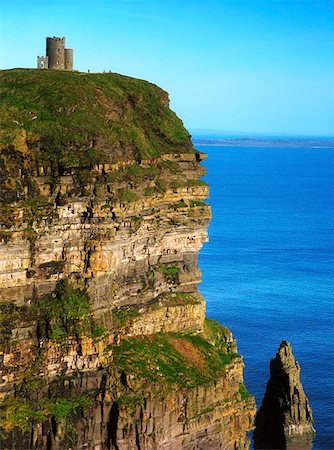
[239,383,252,400]
[1,279,104,347]
[34,279,104,341]
[112,307,140,328]
[124,164,159,180]
[144,186,156,196]
[147,268,155,288]
[204,319,234,347]
[117,188,138,203]
[0,206,17,228]
[112,332,239,392]
[117,394,144,406]
[0,69,193,169]
[189,200,208,207]
[161,292,202,306]
[0,294,95,439]
[170,181,182,190]
[45,394,91,420]
[21,197,49,213]
[0,398,45,436]
[0,69,195,205]
[161,160,180,171]
[106,164,159,184]
[172,199,187,209]
[0,302,29,346]
[0,392,91,438]
[186,179,208,187]
[158,265,180,283]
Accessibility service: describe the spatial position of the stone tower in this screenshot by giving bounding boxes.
[46,37,65,70]
[64,48,73,71]
[37,37,73,71]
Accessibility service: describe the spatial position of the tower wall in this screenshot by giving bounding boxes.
[37,56,48,70]
[64,48,73,71]
[46,37,65,70]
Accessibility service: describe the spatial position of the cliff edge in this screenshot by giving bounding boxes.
[0,69,255,449]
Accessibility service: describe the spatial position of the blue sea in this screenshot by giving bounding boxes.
[197,144,334,449]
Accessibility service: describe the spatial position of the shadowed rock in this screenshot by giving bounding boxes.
[254,340,315,449]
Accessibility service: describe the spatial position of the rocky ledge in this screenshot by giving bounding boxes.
[0,69,255,449]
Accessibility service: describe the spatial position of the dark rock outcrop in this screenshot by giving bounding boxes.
[254,340,315,449]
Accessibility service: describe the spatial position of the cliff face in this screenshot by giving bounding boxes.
[0,69,255,449]
[254,341,315,450]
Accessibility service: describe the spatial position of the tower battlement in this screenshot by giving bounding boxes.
[37,37,73,71]
[47,36,65,42]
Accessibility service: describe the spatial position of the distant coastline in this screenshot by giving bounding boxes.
[192,137,334,148]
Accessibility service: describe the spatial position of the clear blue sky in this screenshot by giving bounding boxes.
[1,0,333,136]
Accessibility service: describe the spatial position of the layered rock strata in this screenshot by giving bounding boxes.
[0,69,255,449]
[254,340,315,449]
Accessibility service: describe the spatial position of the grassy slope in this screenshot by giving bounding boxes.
[0,69,192,167]
[112,326,239,392]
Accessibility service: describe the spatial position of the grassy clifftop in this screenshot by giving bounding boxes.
[0,69,192,167]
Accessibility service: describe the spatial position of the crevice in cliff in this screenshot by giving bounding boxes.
[46,431,52,450]
[83,204,94,222]
[135,422,141,450]
[120,370,128,387]
[83,242,93,273]
[50,416,57,439]
[99,372,108,402]
[55,191,61,206]
[107,401,120,450]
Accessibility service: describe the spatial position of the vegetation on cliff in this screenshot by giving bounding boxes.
[0,68,192,166]
[112,323,239,392]
[34,279,105,341]
[0,69,254,449]
[0,69,207,209]
[0,280,104,348]
[0,280,244,444]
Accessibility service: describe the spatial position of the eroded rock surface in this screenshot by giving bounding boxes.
[254,340,315,449]
[0,69,255,449]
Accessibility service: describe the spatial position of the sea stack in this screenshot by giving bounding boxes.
[254,340,315,449]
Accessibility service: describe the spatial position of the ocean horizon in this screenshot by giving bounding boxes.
[197,141,334,449]
[192,135,334,149]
